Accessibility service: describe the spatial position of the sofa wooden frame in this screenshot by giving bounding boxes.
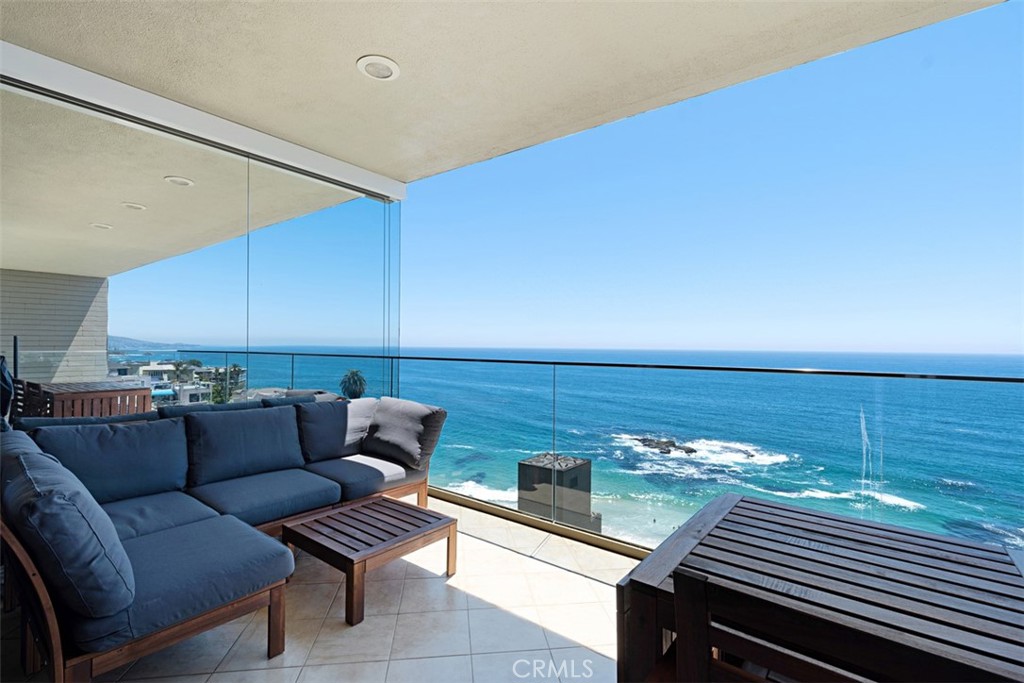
[0,477,428,682]
[0,519,286,683]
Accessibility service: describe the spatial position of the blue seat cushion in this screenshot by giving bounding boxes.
[185,406,304,486]
[187,469,340,525]
[298,398,378,462]
[157,401,261,419]
[13,411,159,431]
[0,450,135,618]
[305,454,426,502]
[362,397,447,471]
[67,515,294,652]
[29,419,188,504]
[101,491,219,541]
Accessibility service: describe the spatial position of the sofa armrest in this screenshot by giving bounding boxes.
[362,398,446,471]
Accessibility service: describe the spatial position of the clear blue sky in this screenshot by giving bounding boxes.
[401,2,1022,354]
[112,3,1022,354]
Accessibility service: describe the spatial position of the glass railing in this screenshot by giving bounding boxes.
[12,345,1023,551]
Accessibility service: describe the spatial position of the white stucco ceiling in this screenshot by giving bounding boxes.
[0,0,1000,278]
[0,90,359,277]
[0,1,998,184]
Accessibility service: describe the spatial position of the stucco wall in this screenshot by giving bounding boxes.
[0,268,108,382]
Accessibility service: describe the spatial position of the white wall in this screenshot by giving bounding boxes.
[0,268,108,382]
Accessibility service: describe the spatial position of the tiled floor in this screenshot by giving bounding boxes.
[1,496,639,683]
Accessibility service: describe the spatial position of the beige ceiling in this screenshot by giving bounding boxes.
[0,90,359,277]
[0,0,999,185]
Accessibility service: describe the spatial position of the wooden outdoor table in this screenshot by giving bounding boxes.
[282,497,456,625]
[40,381,151,417]
[617,493,1024,682]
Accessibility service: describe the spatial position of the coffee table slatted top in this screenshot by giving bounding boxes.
[290,497,452,562]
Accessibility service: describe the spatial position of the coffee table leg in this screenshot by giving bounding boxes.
[346,562,366,625]
[447,525,457,576]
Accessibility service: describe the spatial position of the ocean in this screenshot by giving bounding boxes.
[119,347,1024,550]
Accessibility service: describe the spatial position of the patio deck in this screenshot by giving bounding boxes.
[1,495,639,683]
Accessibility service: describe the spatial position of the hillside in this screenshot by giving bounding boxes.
[108,335,190,351]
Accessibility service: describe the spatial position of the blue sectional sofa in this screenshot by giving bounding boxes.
[0,396,446,682]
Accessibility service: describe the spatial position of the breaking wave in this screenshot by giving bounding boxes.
[612,433,791,467]
[444,480,518,504]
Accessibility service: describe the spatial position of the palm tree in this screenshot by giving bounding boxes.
[340,369,367,399]
[171,359,202,384]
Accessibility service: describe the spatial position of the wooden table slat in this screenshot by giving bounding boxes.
[375,497,441,523]
[691,545,1024,644]
[719,516,1024,589]
[704,530,1024,623]
[306,520,369,554]
[369,503,435,531]
[317,515,390,548]
[733,501,1019,577]
[715,520,1024,604]
[344,508,411,536]
[685,556,1024,665]
[319,510,394,544]
[738,497,1010,556]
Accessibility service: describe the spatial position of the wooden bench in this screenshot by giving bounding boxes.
[618,494,1024,682]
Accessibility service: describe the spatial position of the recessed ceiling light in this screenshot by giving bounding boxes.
[164,175,195,187]
[357,55,400,81]
[121,201,147,211]
[89,223,113,231]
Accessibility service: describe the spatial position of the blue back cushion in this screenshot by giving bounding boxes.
[1,450,135,618]
[185,406,304,486]
[261,395,316,408]
[157,401,260,419]
[297,398,378,462]
[30,419,188,504]
[14,411,159,431]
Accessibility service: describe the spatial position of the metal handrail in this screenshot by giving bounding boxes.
[174,349,1023,383]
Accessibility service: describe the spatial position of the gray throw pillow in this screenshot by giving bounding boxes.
[362,397,447,471]
[297,398,378,461]
[0,450,135,618]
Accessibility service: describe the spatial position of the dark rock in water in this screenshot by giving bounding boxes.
[639,437,676,454]
[638,437,697,456]
[467,471,487,484]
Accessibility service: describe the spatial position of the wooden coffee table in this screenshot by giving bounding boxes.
[282,496,457,625]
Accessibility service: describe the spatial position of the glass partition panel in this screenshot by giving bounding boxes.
[0,87,249,409]
[245,161,394,398]
[553,364,1024,549]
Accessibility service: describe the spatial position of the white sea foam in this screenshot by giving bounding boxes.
[860,490,925,511]
[745,486,856,501]
[611,433,790,467]
[939,478,977,489]
[741,485,924,510]
[444,481,518,503]
[447,444,476,450]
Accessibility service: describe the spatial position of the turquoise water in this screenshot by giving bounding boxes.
[125,347,1024,549]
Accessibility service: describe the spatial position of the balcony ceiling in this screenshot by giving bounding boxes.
[0,1,998,279]
[0,0,997,185]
